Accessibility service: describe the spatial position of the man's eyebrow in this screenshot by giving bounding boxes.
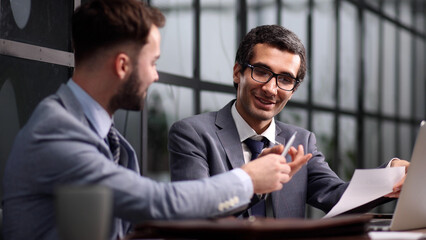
[251,62,297,78]
[252,62,271,69]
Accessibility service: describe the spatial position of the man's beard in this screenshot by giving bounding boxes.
[108,70,145,112]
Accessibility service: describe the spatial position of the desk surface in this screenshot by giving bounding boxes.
[126,215,374,240]
[126,215,426,240]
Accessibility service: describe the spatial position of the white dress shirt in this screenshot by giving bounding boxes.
[67,79,113,140]
[231,102,277,164]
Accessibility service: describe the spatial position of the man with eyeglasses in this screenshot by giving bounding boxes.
[169,25,408,218]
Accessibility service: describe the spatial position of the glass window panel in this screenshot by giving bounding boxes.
[383,0,396,19]
[152,0,193,78]
[414,37,425,119]
[364,12,380,113]
[339,2,357,111]
[366,120,396,214]
[279,107,308,129]
[282,0,309,103]
[398,124,412,161]
[382,121,396,163]
[364,118,380,168]
[365,0,380,9]
[414,2,425,34]
[147,83,194,129]
[292,78,309,103]
[200,0,236,86]
[398,30,412,118]
[247,0,276,28]
[146,83,194,181]
[0,0,73,51]
[312,111,335,169]
[312,0,336,107]
[399,1,412,27]
[201,90,235,113]
[338,116,356,181]
[382,21,396,116]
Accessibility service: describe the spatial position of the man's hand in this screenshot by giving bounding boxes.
[241,144,312,194]
[288,145,312,177]
[385,158,410,198]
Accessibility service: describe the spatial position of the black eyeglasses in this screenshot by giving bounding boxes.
[244,63,300,91]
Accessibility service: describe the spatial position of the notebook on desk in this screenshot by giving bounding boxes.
[369,120,426,231]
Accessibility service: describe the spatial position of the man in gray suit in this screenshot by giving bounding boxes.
[2,2,309,240]
[169,25,408,218]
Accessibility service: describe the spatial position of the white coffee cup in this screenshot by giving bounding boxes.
[55,185,112,240]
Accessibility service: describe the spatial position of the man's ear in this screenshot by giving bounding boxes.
[115,53,131,81]
[233,63,242,84]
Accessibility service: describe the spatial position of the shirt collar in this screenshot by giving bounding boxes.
[231,102,276,145]
[67,79,112,139]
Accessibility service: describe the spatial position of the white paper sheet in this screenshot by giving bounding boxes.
[369,231,426,240]
[324,167,405,218]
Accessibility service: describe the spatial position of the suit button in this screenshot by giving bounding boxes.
[225,200,232,209]
[229,197,236,206]
[218,203,224,211]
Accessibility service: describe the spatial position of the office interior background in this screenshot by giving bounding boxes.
[0,0,425,218]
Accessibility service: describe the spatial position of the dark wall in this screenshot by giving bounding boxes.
[0,0,74,201]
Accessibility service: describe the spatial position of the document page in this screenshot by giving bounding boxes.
[324,167,405,218]
[369,231,426,240]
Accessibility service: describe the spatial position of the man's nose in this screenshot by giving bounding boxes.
[262,76,278,96]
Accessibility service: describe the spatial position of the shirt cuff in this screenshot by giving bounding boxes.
[386,158,400,168]
[229,168,254,197]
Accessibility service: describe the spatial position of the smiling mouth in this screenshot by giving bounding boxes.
[256,96,275,106]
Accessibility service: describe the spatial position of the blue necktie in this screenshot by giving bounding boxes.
[244,137,269,217]
[244,138,269,160]
[107,126,121,164]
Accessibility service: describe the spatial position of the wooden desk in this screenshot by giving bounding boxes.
[126,215,373,240]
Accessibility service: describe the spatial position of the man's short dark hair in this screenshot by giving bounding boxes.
[234,25,307,90]
[72,0,165,65]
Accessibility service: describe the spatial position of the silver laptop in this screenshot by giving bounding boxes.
[371,120,426,231]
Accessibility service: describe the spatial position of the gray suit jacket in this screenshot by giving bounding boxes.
[169,100,351,218]
[3,86,253,240]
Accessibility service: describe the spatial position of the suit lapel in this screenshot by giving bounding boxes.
[56,84,139,173]
[272,123,300,218]
[116,132,139,172]
[275,124,293,163]
[215,101,246,169]
[56,84,111,157]
[57,84,90,126]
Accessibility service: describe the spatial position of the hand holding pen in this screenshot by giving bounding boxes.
[284,132,312,178]
[260,132,312,180]
[281,131,297,157]
[259,132,312,183]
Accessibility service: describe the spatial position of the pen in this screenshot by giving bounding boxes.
[282,131,297,157]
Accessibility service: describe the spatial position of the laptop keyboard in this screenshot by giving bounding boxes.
[368,219,392,231]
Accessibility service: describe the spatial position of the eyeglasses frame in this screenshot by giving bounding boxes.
[243,63,300,91]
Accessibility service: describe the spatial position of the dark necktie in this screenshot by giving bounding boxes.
[244,137,269,217]
[107,126,121,164]
[244,137,269,160]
